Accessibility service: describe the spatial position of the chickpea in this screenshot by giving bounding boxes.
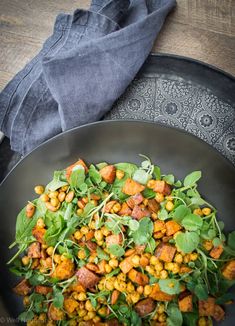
[98,306,107,316]
[139,255,149,267]
[151,212,158,220]
[46,246,54,256]
[114,280,126,292]
[131,255,140,267]
[105,279,115,291]
[101,226,110,236]
[26,203,35,218]
[143,198,149,206]
[126,282,135,293]
[144,285,152,296]
[147,179,156,189]
[94,230,103,241]
[65,191,74,203]
[165,201,174,211]
[60,185,68,192]
[34,185,44,195]
[117,273,126,282]
[48,191,58,199]
[116,169,125,180]
[97,240,104,246]
[80,226,89,235]
[109,258,119,269]
[137,286,144,294]
[40,193,49,202]
[165,262,174,271]
[77,292,87,301]
[23,296,30,306]
[76,208,83,216]
[184,254,190,263]
[78,309,87,317]
[155,261,163,272]
[112,202,121,213]
[38,313,47,322]
[193,208,203,216]
[82,197,89,204]
[172,264,180,274]
[157,303,165,314]
[152,312,159,321]
[174,253,183,264]
[203,240,213,251]
[130,292,140,304]
[93,316,101,323]
[45,202,60,212]
[145,266,155,275]
[22,256,30,266]
[78,249,86,260]
[85,300,95,312]
[50,197,59,207]
[202,207,212,216]
[198,317,208,326]
[150,255,159,265]
[155,193,164,203]
[74,230,83,241]
[190,252,198,261]
[77,200,85,209]
[89,221,96,230]
[159,270,168,279]
[58,192,66,202]
[105,264,112,273]
[36,218,45,228]
[158,313,167,322]
[68,321,76,326]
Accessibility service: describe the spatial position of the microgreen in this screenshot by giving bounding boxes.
[159,278,181,295]
[166,303,183,326]
[108,244,125,257]
[46,170,68,191]
[175,231,200,253]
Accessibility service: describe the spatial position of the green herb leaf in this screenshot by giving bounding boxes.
[183,171,202,187]
[158,208,169,221]
[44,215,65,246]
[108,244,125,257]
[128,219,139,231]
[194,284,208,300]
[132,217,153,245]
[145,237,156,254]
[173,205,191,223]
[70,166,85,189]
[216,293,234,304]
[53,287,64,309]
[153,165,161,180]
[175,231,200,253]
[163,174,175,185]
[181,214,203,231]
[228,231,235,250]
[142,188,156,199]
[89,164,102,184]
[18,310,34,322]
[167,303,183,326]
[97,247,110,260]
[133,169,150,185]
[159,279,181,295]
[46,171,68,191]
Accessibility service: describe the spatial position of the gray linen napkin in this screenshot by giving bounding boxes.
[0,0,176,155]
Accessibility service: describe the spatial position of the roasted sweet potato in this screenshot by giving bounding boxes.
[48,304,65,321]
[150,283,174,301]
[153,180,171,195]
[131,205,150,220]
[68,282,85,293]
[97,259,106,274]
[106,234,123,246]
[100,165,116,184]
[213,304,225,321]
[35,285,53,295]
[198,297,215,316]
[148,199,160,213]
[104,201,117,213]
[122,178,145,196]
[64,298,79,314]
[178,294,193,312]
[154,220,165,232]
[85,230,95,241]
[13,279,32,296]
[126,193,144,209]
[66,159,88,180]
[128,269,149,286]
[209,245,223,259]
[52,259,75,280]
[28,242,41,258]
[165,220,181,236]
[119,256,134,274]
[135,298,156,317]
[155,243,176,262]
[32,227,46,243]
[86,240,97,252]
[118,202,132,216]
[222,260,235,280]
[111,290,120,305]
[76,267,100,289]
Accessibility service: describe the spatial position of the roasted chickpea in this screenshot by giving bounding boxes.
[23,296,30,306]
[58,191,66,202]
[80,226,89,235]
[130,292,140,304]
[85,300,95,312]
[48,191,58,199]
[193,208,203,216]
[126,282,135,293]
[26,203,35,218]
[77,249,86,260]
[116,170,125,180]
[147,179,156,189]
[46,246,54,256]
[22,256,30,266]
[36,218,45,228]
[78,309,87,317]
[74,230,83,241]
[94,230,103,241]
[144,285,152,296]
[105,264,112,273]
[155,193,164,203]
[202,207,212,216]
[65,190,74,203]
[34,185,44,195]
[77,292,87,301]
[150,255,159,265]
[131,255,140,267]
[50,197,59,207]
[112,202,121,213]
[137,286,144,294]
[190,252,198,261]
[174,253,183,264]
[109,258,119,269]
[159,270,168,279]
[40,193,49,202]
[165,201,174,211]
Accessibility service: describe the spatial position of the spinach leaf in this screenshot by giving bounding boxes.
[194,283,208,300]
[216,293,234,304]
[183,171,202,187]
[183,312,198,326]
[181,214,203,231]
[159,279,181,295]
[89,164,102,184]
[114,163,137,177]
[133,169,150,185]
[158,209,169,221]
[163,174,175,185]
[59,216,79,241]
[44,215,65,246]
[96,162,108,170]
[18,310,34,322]
[175,231,200,253]
[153,165,161,180]
[70,166,85,189]
[167,303,183,326]
[46,171,68,191]
[173,205,191,223]
[108,244,125,257]
[64,203,73,220]
[142,188,156,199]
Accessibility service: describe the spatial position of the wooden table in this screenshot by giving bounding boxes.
[0,0,234,90]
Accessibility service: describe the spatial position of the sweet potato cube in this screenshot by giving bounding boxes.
[100,165,116,184]
[48,304,65,321]
[131,205,150,220]
[154,220,165,232]
[52,259,75,280]
[148,199,160,212]
[209,245,223,259]
[106,234,123,246]
[165,220,182,236]
[118,202,132,216]
[13,279,32,296]
[68,282,85,293]
[32,227,46,244]
[119,256,134,274]
[28,242,41,258]
[153,180,171,195]
[135,298,155,317]
[213,304,225,321]
[150,283,174,301]
[126,193,144,209]
[222,260,235,280]
[122,178,145,196]
[198,297,215,316]
[128,269,149,286]
[155,243,176,262]
[178,294,193,312]
[35,285,53,295]
[76,267,100,289]
[64,298,79,314]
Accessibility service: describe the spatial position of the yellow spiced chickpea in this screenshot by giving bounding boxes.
[34,185,44,195]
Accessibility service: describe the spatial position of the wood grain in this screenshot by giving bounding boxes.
[0,0,234,91]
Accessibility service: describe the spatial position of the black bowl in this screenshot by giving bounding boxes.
[0,120,235,324]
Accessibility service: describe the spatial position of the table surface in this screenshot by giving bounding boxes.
[0,0,234,92]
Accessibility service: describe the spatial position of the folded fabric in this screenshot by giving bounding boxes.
[0,0,176,155]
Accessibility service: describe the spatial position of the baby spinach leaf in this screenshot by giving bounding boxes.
[142,188,156,199]
[89,164,102,184]
[228,231,235,250]
[97,247,110,260]
[145,237,156,254]
[158,208,169,220]
[190,197,206,206]
[159,279,181,295]
[212,237,222,247]
[175,231,200,253]
[96,162,108,170]
[173,205,191,222]
[44,215,65,246]
[108,244,125,257]
[167,303,183,326]
[59,216,79,241]
[46,171,68,191]
[153,165,161,180]
[181,214,203,231]
[133,169,150,185]
[70,166,85,189]
[128,219,139,231]
[194,283,208,300]
[216,293,234,305]
[183,171,202,187]
[163,174,175,185]
[114,163,137,177]
[130,310,142,326]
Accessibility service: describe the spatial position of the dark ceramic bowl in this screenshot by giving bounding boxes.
[0,120,235,324]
